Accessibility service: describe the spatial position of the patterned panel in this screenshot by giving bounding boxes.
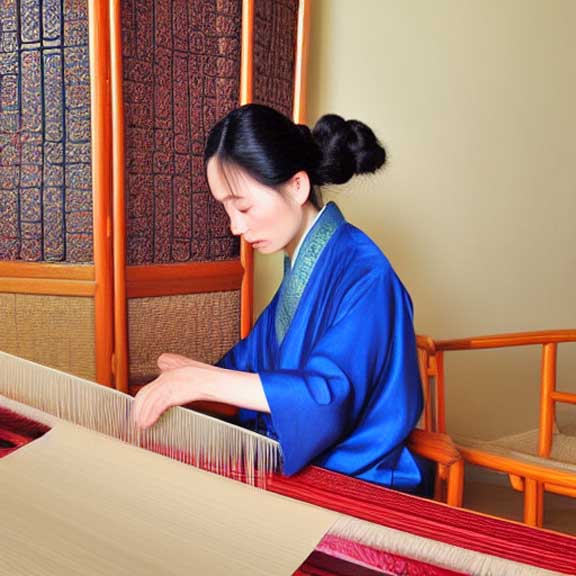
[0,0,93,262]
[122,0,242,264]
[127,291,240,383]
[253,0,298,119]
[0,293,96,380]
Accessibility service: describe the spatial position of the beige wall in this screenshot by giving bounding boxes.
[254,0,576,439]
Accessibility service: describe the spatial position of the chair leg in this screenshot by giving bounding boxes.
[524,478,544,527]
[446,460,464,508]
[434,463,446,502]
[536,482,544,527]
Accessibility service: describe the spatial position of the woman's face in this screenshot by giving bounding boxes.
[206,158,310,256]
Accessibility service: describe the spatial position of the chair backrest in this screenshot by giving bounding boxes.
[534,337,576,457]
[424,330,576,457]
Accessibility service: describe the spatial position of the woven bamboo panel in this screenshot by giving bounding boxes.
[0,293,95,379]
[122,0,242,264]
[127,290,240,383]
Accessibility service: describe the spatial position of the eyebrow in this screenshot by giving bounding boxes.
[215,191,247,203]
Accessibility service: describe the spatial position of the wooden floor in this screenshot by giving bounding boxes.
[463,471,576,536]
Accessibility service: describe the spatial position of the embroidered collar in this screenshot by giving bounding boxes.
[290,205,327,268]
[275,202,345,344]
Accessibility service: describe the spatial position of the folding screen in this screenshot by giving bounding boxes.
[0,0,310,393]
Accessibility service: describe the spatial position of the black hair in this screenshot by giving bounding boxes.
[204,103,386,208]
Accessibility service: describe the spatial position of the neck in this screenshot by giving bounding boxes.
[284,202,320,260]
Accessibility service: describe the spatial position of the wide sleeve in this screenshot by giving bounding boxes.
[259,270,422,475]
[215,334,253,372]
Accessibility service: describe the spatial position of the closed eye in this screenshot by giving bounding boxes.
[233,201,252,212]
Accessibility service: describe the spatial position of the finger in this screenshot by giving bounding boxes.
[138,385,173,429]
[131,380,157,428]
[157,353,175,372]
[142,394,169,429]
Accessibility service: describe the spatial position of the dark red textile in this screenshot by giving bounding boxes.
[122,0,242,264]
[0,406,50,458]
[253,0,299,119]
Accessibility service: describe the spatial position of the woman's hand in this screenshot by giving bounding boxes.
[132,366,203,429]
[131,362,271,430]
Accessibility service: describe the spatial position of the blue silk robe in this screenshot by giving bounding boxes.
[218,202,427,493]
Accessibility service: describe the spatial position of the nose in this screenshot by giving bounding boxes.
[229,211,247,236]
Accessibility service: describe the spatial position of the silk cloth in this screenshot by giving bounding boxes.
[219,203,426,492]
[0,420,338,576]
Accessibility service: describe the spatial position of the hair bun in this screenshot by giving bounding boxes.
[311,114,386,185]
[296,123,313,140]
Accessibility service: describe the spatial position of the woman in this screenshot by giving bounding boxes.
[132,104,428,494]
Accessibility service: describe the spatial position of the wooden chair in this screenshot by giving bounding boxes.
[417,330,576,526]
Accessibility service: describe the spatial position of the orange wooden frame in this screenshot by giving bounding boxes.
[293,0,312,124]
[109,0,128,391]
[0,263,95,297]
[125,262,244,298]
[0,263,94,280]
[239,0,255,338]
[88,0,115,387]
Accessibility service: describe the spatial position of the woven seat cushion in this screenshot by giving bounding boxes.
[454,429,576,475]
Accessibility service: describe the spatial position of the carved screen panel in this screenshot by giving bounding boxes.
[122,0,242,265]
[253,0,298,119]
[0,0,93,262]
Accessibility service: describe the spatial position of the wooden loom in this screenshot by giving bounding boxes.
[1,351,575,576]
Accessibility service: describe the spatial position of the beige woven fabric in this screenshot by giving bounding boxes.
[0,294,95,380]
[490,428,576,464]
[330,516,561,576]
[0,421,338,576]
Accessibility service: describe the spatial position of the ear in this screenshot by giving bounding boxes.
[286,171,311,206]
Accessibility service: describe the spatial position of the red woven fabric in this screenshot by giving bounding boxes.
[142,444,576,574]
[267,466,576,575]
[0,406,51,458]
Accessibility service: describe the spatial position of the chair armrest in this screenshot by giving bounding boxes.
[434,329,576,352]
[408,428,462,467]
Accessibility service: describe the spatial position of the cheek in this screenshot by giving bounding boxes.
[251,204,280,231]
[249,196,298,240]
